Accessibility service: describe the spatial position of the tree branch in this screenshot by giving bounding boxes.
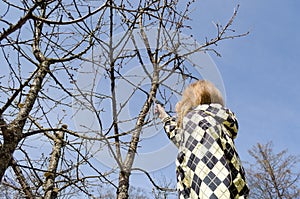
[43,128,65,199]
[11,159,34,199]
[0,3,38,41]
[131,167,176,192]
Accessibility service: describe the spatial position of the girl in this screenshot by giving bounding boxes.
[155,80,249,199]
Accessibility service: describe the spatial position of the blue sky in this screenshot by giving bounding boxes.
[131,0,300,194]
[187,0,300,159]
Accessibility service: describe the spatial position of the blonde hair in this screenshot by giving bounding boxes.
[176,80,224,127]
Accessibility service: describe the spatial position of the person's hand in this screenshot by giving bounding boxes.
[154,104,169,121]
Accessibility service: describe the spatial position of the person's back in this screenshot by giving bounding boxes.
[156,80,249,199]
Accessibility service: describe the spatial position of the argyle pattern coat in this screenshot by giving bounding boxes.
[163,103,249,199]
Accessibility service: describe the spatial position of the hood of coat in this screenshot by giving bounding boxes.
[195,103,239,139]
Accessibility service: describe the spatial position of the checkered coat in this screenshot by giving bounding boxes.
[163,103,249,199]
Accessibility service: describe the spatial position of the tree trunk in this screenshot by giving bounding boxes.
[0,0,48,180]
[117,170,130,199]
[116,82,159,198]
[0,61,49,181]
[44,129,65,199]
[0,132,21,181]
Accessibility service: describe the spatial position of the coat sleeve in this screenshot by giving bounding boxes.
[163,116,182,148]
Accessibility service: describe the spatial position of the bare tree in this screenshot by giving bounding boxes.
[0,1,112,198]
[247,142,300,199]
[0,0,247,198]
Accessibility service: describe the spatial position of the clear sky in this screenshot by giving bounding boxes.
[194,0,300,160]
[130,0,300,195]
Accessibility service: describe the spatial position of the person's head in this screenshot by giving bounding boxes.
[176,80,224,127]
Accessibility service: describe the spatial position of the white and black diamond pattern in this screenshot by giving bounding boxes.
[164,103,249,199]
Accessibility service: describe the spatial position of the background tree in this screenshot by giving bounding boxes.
[247,142,300,199]
[0,0,246,198]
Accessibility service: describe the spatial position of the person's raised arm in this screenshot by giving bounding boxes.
[155,104,182,148]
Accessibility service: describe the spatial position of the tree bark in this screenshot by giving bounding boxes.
[117,170,130,199]
[0,1,49,182]
[44,129,65,199]
[117,79,159,198]
[0,61,50,181]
